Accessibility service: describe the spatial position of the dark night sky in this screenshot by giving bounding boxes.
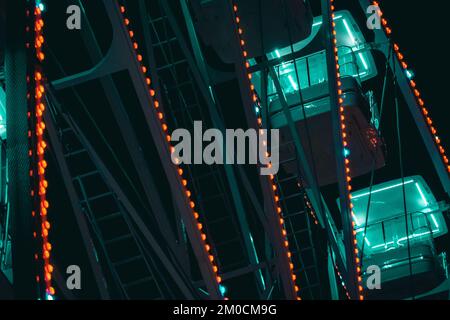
[375,1,450,138]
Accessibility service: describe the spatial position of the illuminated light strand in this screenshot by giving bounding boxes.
[372,0,450,174]
[231,2,302,300]
[305,197,319,225]
[297,182,319,225]
[31,4,55,298]
[118,4,225,299]
[329,0,364,300]
[333,263,351,299]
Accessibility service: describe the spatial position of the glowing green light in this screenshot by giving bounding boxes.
[341,19,369,72]
[371,228,440,250]
[343,148,350,157]
[352,71,367,77]
[219,285,227,295]
[372,241,394,250]
[358,53,369,70]
[430,214,439,229]
[415,182,429,207]
[37,1,45,11]
[342,19,356,44]
[406,69,415,80]
[312,15,343,27]
[288,75,298,91]
[397,229,439,244]
[352,180,414,200]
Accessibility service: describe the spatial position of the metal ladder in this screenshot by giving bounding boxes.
[56,114,165,299]
[275,139,323,299]
[146,0,260,292]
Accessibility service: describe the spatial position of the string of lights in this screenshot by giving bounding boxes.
[327,0,364,300]
[28,3,55,299]
[118,3,225,299]
[297,181,319,225]
[333,260,351,299]
[230,1,302,300]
